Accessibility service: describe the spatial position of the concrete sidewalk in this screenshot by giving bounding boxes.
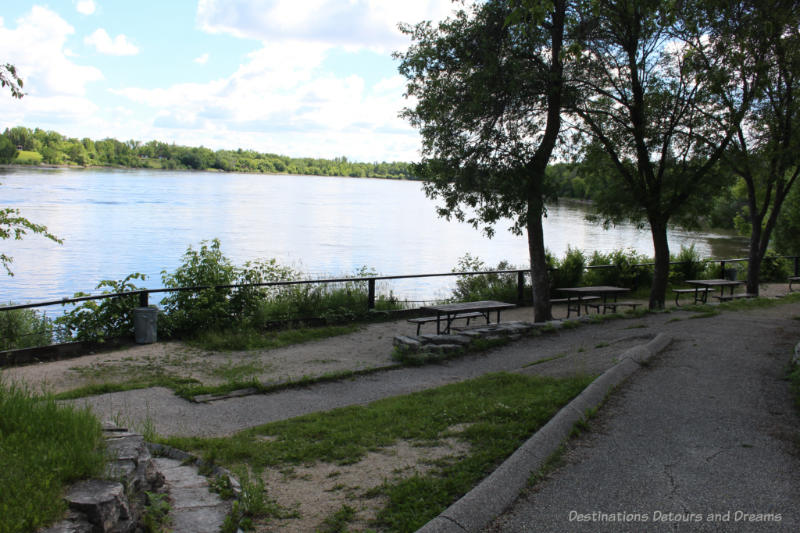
[485,310,800,532]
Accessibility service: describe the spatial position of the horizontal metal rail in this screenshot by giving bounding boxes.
[1,255,797,313]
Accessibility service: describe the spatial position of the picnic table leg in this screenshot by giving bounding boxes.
[435,312,442,335]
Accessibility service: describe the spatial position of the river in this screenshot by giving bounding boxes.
[0,167,745,306]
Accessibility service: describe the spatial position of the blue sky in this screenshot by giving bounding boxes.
[0,1,459,162]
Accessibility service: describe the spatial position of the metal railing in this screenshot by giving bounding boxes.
[2,254,797,315]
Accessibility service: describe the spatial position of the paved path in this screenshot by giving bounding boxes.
[486,308,800,532]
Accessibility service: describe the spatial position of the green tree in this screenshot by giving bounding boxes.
[0,136,17,164]
[397,0,573,321]
[573,0,750,309]
[711,1,800,295]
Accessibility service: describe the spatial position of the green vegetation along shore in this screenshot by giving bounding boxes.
[0,125,414,179]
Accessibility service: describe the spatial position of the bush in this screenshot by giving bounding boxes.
[583,248,651,289]
[0,307,53,350]
[159,239,239,335]
[55,273,146,342]
[759,250,790,282]
[669,244,709,284]
[451,254,521,303]
[548,246,585,295]
[160,241,402,336]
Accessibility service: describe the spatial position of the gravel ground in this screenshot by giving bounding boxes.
[1,283,796,438]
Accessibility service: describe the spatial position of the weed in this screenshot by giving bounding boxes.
[319,504,357,533]
[594,342,610,349]
[141,492,171,533]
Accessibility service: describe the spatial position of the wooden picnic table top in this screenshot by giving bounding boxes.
[685,279,744,288]
[557,286,631,295]
[421,300,516,314]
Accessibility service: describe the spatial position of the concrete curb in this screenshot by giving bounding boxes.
[415,333,673,533]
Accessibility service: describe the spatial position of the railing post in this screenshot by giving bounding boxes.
[138,291,148,307]
[795,256,799,277]
[367,279,375,310]
[720,260,726,278]
[517,271,525,305]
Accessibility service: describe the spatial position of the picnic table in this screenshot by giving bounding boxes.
[685,279,745,303]
[419,300,516,335]
[557,286,632,318]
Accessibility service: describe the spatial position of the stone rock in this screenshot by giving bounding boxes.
[64,480,131,533]
[419,334,472,345]
[393,335,422,350]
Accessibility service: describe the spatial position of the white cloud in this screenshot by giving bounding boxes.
[112,37,419,160]
[85,28,139,55]
[0,6,103,97]
[194,53,210,65]
[196,0,458,51]
[76,0,96,15]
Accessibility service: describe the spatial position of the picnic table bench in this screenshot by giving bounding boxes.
[790,276,800,291]
[408,311,484,335]
[672,287,714,306]
[557,286,631,317]
[684,279,744,304]
[418,300,516,335]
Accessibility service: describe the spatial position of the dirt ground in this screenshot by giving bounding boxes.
[2,283,791,397]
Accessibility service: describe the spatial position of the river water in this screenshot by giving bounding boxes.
[0,167,745,305]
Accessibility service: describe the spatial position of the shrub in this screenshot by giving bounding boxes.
[584,249,650,289]
[56,273,146,342]
[159,239,239,335]
[0,307,53,350]
[451,253,521,303]
[548,246,585,295]
[759,250,790,282]
[669,244,708,284]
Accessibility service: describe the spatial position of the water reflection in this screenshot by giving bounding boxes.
[0,168,745,304]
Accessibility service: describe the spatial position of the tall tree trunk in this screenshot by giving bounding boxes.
[746,221,763,296]
[527,221,551,322]
[527,199,551,323]
[649,218,670,310]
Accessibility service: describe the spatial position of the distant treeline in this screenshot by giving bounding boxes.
[0,125,773,236]
[0,126,415,180]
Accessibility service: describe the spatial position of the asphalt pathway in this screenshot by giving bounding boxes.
[485,308,800,532]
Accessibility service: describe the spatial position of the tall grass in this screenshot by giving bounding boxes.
[0,307,53,351]
[0,380,106,533]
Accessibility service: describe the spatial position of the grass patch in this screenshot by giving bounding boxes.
[0,380,106,533]
[188,324,360,352]
[53,376,200,401]
[13,150,43,164]
[522,352,567,368]
[159,372,593,532]
[689,310,720,319]
[319,504,357,533]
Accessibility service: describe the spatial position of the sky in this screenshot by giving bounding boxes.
[0,1,461,163]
